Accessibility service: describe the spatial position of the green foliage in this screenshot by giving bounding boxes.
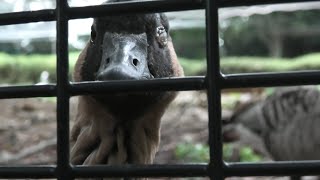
[220,10,320,57]
[0,52,79,84]
[221,53,320,73]
[220,16,269,57]
[171,28,206,59]
[174,143,262,163]
[1,52,320,84]
[0,51,207,84]
[181,53,320,75]
[223,144,262,162]
[222,144,234,161]
[175,143,209,163]
[0,52,55,84]
[239,146,262,162]
[179,58,206,75]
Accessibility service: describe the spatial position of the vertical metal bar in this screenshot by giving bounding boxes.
[56,0,71,179]
[205,0,224,179]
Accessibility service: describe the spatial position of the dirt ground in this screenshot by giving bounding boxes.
[0,91,309,180]
[0,91,211,165]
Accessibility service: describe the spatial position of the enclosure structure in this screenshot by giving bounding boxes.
[1,0,320,179]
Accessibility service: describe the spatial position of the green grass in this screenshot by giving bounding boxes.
[179,58,206,75]
[178,53,320,75]
[0,52,79,84]
[221,53,320,73]
[1,52,320,84]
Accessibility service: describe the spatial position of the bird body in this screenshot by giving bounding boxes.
[224,86,320,161]
[70,0,183,169]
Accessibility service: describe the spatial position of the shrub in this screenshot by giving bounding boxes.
[0,52,79,84]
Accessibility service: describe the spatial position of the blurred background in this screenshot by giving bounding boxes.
[1,0,320,84]
[1,1,320,179]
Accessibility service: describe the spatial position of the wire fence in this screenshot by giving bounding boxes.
[0,0,320,179]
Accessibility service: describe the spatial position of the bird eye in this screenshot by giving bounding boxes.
[90,25,97,44]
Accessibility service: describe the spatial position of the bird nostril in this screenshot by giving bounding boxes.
[106,58,110,64]
[132,58,139,67]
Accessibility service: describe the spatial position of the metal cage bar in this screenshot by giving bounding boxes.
[3,0,320,26]
[0,0,205,26]
[226,161,320,177]
[0,9,55,25]
[0,0,320,179]
[56,0,71,179]
[205,0,224,179]
[0,166,55,179]
[72,164,208,179]
[0,85,56,99]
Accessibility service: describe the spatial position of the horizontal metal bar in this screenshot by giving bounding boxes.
[222,70,320,89]
[69,77,206,96]
[68,0,205,19]
[1,71,319,99]
[0,71,319,99]
[225,161,320,177]
[1,0,319,25]
[0,166,56,179]
[0,9,55,25]
[0,0,204,26]
[72,164,208,178]
[219,0,320,7]
[2,162,320,179]
[0,85,56,99]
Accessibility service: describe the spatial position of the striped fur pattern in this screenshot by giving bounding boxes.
[228,86,320,161]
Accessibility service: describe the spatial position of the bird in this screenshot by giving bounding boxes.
[223,86,320,161]
[70,0,184,173]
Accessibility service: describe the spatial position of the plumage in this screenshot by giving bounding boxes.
[70,0,183,172]
[224,86,320,161]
